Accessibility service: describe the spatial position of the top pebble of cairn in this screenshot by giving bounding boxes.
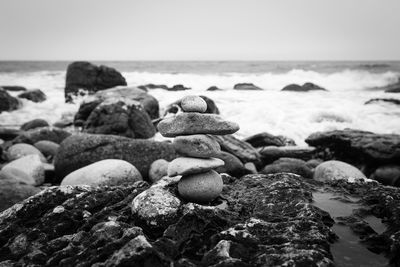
[181,95,207,113]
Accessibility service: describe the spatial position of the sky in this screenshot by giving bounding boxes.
[0,0,399,61]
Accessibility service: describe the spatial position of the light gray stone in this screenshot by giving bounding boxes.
[168,157,224,177]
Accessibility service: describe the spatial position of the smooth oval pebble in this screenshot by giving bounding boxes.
[168,157,224,176]
[173,134,220,158]
[6,143,47,163]
[314,160,368,182]
[178,170,223,203]
[181,95,207,113]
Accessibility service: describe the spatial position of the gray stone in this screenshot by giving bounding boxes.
[0,88,20,113]
[12,127,71,145]
[370,165,400,186]
[148,159,169,183]
[314,160,368,182]
[168,157,224,176]
[158,113,239,137]
[258,145,316,163]
[261,158,313,179]
[181,95,207,113]
[18,89,46,103]
[20,119,49,131]
[1,155,45,185]
[6,143,47,162]
[173,134,220,158]
[34,140,59,158]
[214,151,248,177]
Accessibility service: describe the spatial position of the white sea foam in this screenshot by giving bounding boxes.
[0,70,399,145]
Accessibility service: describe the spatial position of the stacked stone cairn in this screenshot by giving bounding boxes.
[157,95,239,203]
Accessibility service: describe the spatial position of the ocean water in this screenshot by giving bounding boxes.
[1,61,400,145]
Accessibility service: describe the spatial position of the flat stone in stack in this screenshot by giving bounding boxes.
[158,95,240,203]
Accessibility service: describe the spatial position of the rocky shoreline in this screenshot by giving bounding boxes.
[1,61,400,266]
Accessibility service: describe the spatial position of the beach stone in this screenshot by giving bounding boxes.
[261,158,313,179]
[258,145,316,164]
[282,82,327,92]
[131,187,181,227]
[168,84,190,91]
[168,157,224,176]
[370,165,400,186]
[12,127,71,145]
[173,134,220,158]
[178,170,223,203]
[207,86,222,91]
[214,151,248,177]
[83,98,156,139]
[365,98,400,106]
[0,128,22,141]
[0,86,27,92]
[138,83,169,90]
[54,134,177,181]
[18,89,46,103]
[148,159,169,183]
[164,95,220,116]
[181,95,207,113]
[6,143,47,163]
[34,140,59,158]
[244,132,296,147]
[314,160,368,183]
[61,159,142,186]
[158,113,239,137]
[212,134,261,163]
[233,83,262,90]
[0,88,20,113]
[1,154,45,185]
[20,119,49,131]
[65,61,127,102]
[0,172,41,212]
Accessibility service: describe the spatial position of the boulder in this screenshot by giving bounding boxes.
[314,160,368,182]
[138,84,168,90]
[20,119,49,131]
[83,98,156,139]
[261,158,313,178]
[54,134,177,181]
[365,98,400,105]
[305,129,400,166]
[6,143,47,162]
[0,173,41,212]
[12,127,71,145]
[302,82,327,91]
[214,151,248,177]
[243,132,296,147]
[0,128,22,141]
[0,88,20,113]
[167,84,190,91]
[282,82,327,92]
[0,86,27,92]
[258,146,316,164]
[158,113,239,137]
[1,154,45,185]
[380,80,400,93]
[148,159,169,183]
[18,89,46,103]
[34,140,59,158]
[370,165,400,186]
[207,86,222,91]
[233,83,262,90]
[212,134,261,163]
[61,159,142,186]
[164,95,220,115]
[281,84,303,91]
[65,61,127,102]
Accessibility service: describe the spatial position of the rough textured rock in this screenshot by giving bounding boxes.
[244,132,296,147]
[158,113,239,137]
[61,159,143,186]
[54,134,177,181]
[18,89,46,103]
[233,83,262,90]
[148,159,169,183]
[1,154,45,185]
[64,61,127,102]
[261,158,313,178]
[314,160,368,182]
[282,82,327,92]
[6,143,46,162]
[258,145,316,164]
[173,134,221,158]
[3,173,400,266]
[0,173,41,212]
[83,98,156,139]
[20,119,49,131]
[12,127,71,145]
[0,88,20,113]
[164,95,220,116]
[365,98,400,105]
[305,129,400,167]
[167,157,224,176]
[212,134,261,163]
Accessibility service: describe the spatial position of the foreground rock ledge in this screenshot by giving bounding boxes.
[1,173,399,266]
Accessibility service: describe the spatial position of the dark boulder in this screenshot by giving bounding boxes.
[20,119,49,131]
[233,83,262,90]
[365,98,400,105]
[211,134,261,163]
[65,61,127,102]
[12,127,71,145]
[243,132,296,147]
[0,128,22,141]
[167,84,190,91]
[0,86,26,92]
[282,82,327,92]
[18,89,46,103]
[258,145,316,164]
[282,83,303,91]
[206,86,222,91]
[305,129,400,167]
[0,88,20,113]
[260,158,313,178]
[382,79,400,93]
[73,100,103,126]
[302,82,327,91]
[83,99,156,139]
[369,165,400,186]
[214,151,248,177]
[54,134,177,181]
[164,95,219,116]
[139,84,169,90]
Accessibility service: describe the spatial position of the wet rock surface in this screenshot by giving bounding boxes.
[0,88,20,113]
[1,173,399,266]
[18,89,46,103]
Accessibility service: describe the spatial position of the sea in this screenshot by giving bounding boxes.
[1,61,400,145]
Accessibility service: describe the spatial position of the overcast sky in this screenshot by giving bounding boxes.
[0,0,399,61]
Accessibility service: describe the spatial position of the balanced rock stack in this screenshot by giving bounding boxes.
[158,95,240,203]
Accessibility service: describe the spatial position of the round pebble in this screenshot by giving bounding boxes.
[181,95,207,113]
[178,170,223,203]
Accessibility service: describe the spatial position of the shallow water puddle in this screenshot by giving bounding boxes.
[312,191,388,267]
